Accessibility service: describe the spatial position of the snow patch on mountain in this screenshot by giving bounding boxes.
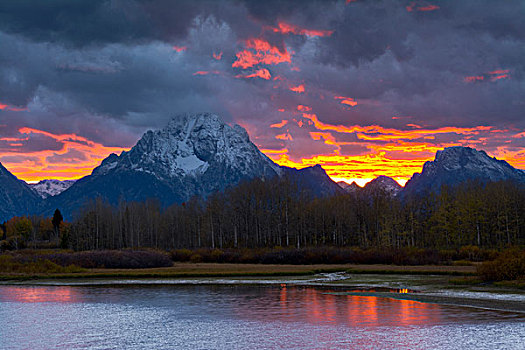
[29,179,76,199]
[402,146,525,196]
[93,113,281,182]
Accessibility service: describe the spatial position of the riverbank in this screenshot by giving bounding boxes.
[0,262,477,281]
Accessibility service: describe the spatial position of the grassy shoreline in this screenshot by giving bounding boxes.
[0,262,477,281]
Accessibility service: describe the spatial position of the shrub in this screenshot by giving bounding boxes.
[477,249,525,281]
[189,253,202,263]
[167,246,447,265]
[170,249,193,262]
[0,254,84,274]
[2,250,173,270]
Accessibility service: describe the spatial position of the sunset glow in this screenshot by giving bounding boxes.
[260,109,525,186]
[268,22,334,37]
[232,38,291,69]
[0,127,129,182]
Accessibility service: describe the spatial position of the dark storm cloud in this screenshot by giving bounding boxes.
[316,1,415,67]
[0,0,523,176]
[0,0,198,46]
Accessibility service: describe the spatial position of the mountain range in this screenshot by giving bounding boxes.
[401,146,525,197]
[1,113,524,221]
[29,179,76,199]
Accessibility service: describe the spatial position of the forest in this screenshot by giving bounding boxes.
[2,176,523,253]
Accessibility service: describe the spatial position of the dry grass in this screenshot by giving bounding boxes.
[0,262,477,281]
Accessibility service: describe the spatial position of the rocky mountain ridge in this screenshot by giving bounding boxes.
[29,179,76,199]
[402,146,525,197]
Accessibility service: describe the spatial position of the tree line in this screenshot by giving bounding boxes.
[1,177,523,252]
[64,177,524,251]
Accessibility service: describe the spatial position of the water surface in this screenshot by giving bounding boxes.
[0,284,523,349]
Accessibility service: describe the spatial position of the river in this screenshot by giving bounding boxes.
[0,276,524,349]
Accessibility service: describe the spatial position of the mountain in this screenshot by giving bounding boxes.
[337,181,362,194]
[363,176,402,197]
[283,165,344,197]
[29,179,76,199]
[402,146,525,196]
[0,162,42,222]
[47,113,341,218]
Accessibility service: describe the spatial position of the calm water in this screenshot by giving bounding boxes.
[0,284,523,349]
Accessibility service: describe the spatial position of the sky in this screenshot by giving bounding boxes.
[0,0,524,186]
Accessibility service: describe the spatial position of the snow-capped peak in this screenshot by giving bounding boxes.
[92,112,281,182]
[422,146,523,181]
[29,179,76,199]
[402,146,525,196]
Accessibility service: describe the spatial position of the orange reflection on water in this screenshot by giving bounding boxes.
[237,287,442,327]
[1,286,78,303]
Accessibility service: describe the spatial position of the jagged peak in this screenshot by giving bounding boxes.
[166,112,221,131]
[338,180,362,192]
[428,146,517,172]
[303,164,327,174]
[401,146,525,197]
[366,175,401,187]
[436,146,485,162]
[92,112,277,180]
[364,175,402,196]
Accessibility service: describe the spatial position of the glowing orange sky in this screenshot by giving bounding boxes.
[0,127,129,183]
[4,116,522,187]
[261,107,525,187]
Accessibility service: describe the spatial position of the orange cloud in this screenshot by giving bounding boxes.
[301,113,496,141]
[297,105,312,112]
[406,2,440,12]
[213,51,223,60]
[276,133,293,141]
[0,102,28,112]
[464,69,511,83]
[489,69,510,75]
[259,147,288,155]
[464,76,484,83]
[335,96,357,107]
[268,22,333,37]
[490,74,509,81]
[0,127,129,182]
[290,84,305,93]
[232,38,291,69]
[236,68,271,80]
[271,120,288,128]
[418,5,440,11]
[172,45,187,52]
[309,132,340,152]
[193,70,221,76]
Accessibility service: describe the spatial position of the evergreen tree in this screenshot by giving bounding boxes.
[52,209,64,242]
